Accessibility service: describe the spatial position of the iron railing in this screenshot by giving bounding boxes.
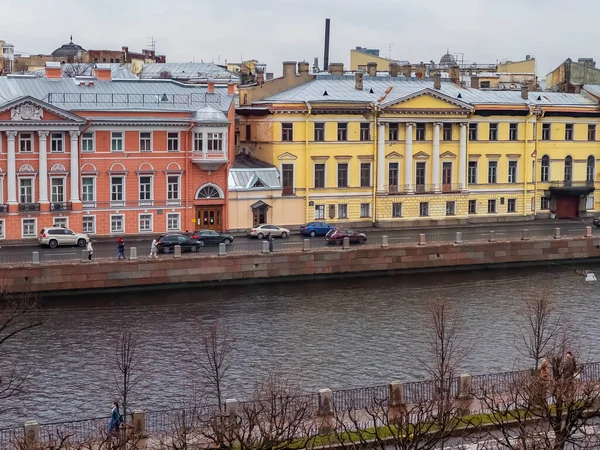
[18,203,40,212]
[50,202,72,211]
[0,204,8,213]
[45,92,221,106]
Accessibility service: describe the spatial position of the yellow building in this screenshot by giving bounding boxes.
[237,62,600,227]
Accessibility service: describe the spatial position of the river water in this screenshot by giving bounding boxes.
[3,262,600,427]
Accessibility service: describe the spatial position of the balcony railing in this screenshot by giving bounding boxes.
[0,204,7,213]
[50,202,73,211]
[387,184,463,194]
[82,201,183,209]
[191,150,229,170]
[441,183,462,193]
[18,203,40,212]
[549,180,595,188]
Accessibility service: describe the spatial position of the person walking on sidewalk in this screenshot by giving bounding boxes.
[86,240,94,261]
[267,233,274,252]
[149,238,158,259]
[117,237,126,260]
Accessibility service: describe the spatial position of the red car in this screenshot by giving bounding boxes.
[326,229,367,245]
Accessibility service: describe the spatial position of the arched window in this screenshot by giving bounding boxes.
[564,156,573,186]
[540,155,550,182]
[197,185,222,199]
[587,155,595,183]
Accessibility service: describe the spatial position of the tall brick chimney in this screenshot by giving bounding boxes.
[367,62,377,77]
[433,72,441,90]
[449,65,460,84]
[208,80,215,93]
[328,63,344,75]
[470,75,479,89]
[227,83,235,95]
[389,62,399,77]
[401,64,412,78]
[355,71,364,90]
[95,63,112,81]
[256,69,264,84]
[298,61,310,75]
[521,84,529,100]
[45,62,61,79]
[282,61,297,78]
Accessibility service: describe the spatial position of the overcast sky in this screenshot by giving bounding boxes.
[2,0,598,76]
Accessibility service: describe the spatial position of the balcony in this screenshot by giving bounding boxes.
[549,180,595,196]
[18,203,40,212]
[81,201,182,209]
[386,184,463,195]
[50,202,73,211]
[191,151,228,171]
[0,204,8,213]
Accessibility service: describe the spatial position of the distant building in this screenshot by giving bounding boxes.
[545,58,600,92]
[0,40,14,74]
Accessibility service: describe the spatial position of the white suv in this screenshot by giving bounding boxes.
[39,227,90,249]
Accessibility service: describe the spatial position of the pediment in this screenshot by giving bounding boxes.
[0,96,86,124]
[277,152,297,161]
[440,151,457,158]
[414,151,430,159]
[381,89,474,113]
[385,151,403,159]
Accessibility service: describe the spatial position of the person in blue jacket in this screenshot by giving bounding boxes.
[108,401,121,435]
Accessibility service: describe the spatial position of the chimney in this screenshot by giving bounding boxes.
[298,61,310,75]
[521,84,529,100]
[45,61,61,79]
[415,63,426,79]
[449,64,460,84]
[256,69,264,84]
[470,75,479,89]
[355,71,364,90]
[328,63,344,75]
[266,72,274,81]
[95,63,112,81]
[282,61,297,78]
[433,72,441,90]
[401,64,412,78]
[208,80,215,93]
[358,64,367,72]
[367,62,377,77]
[227,83,235,95]
[389,62,399,77]
[324,18,331,71]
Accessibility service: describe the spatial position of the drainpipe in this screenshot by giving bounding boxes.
[533,109,544,217]
[371,102,378,226]
[304,101,312,223]
[523,107,534,217]
[185,122,194,230]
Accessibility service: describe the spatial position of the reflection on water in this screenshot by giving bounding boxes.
[3,262,600,427]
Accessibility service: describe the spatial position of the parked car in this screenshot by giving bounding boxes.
[187,229,234,246]
[246,224,290,239]
[594,217,600,227]
[325,229,367,245]
[39,227,90,249]
[156,234,201,254]
[300,222,336,237]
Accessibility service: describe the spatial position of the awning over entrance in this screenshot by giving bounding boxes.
[548,181,595,197]
[250,200,271,209]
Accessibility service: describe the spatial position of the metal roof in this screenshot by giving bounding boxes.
[261,75,597,107]
[138,63,240,82]
[229,155,281,190]
[583,85,600,98]
[30,63,138,80]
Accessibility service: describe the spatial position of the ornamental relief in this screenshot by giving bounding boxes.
[11,102,44,121]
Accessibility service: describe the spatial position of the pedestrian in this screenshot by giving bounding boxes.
[108,401,121,436]
[268,233,274,252]
[563,351,577,379]
[86,240,94,261]
[117,237,126,260]
[149,238,158,259]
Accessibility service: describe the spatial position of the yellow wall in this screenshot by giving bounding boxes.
[350,50,392,71]
[228,191,305,229]
[497,59,536,73]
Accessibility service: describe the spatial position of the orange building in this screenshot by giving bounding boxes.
[0,63,235,240]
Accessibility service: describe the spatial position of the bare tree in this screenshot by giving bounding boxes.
[62,57,94,78]
[113,332,143,426]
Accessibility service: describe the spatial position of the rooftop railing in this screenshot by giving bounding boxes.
[44,91,221,106]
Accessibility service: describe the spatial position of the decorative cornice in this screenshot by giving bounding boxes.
[440,151,457,158]
[334,155,352,160]
[385,151,403,159]
[70,131,80,139]
[310,156,330,161]
[277,152,297,161]
[414,151,430,159]
[6,131,17,139]
[357,155,374,161]
[506,154,521,158]
[38,131,50,139]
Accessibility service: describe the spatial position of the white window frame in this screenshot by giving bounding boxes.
[207,132,224,152]
[507,160,518,183]
[167,132,180,152]
[110,176,126,207]
[111,132,124,152]
[338,204,348,219]
[110,214,125,234]
[19,132,33,153]
[81,132,95,152]
[419,202,429,217]
[21,218,37,238]
[314,204,325,220]
[19,177,35,204]
[50,177,66,204]
[138,175,154,206]
[81,176,96,207]
[138,213,153,233]
[166,212,181,232]
[313,163,326,188]
[0,178,3,204]
[360,162,372,188]
[392,202,402,218]
[82,215,96,234]
[446,201,456,216]
[193,132,203,151]
[50,132,64,153]
[139,131,152,152]
[507,198,517,213]
[0,219,4,239]
[166,175,181,205]
[53,216,68,228]
[587,195,595,211]
[360,203,371,218]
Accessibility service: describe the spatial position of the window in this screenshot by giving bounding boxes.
[19,133,33,152]
[359,123,371,141]
[245,124,251,141]
[81,177,95,205]
[480,80,491,88]
[587,155,595,182]
[388,162,399,190]
[167,176,180,203]
[419,202,429,217]
[541,196,550,210]
[392,203,402,218]
[139,176,152,205]
[82,216,95,233]
[111,177,125,205]
[139,214,153,232]
[509,123,518,141]
[22,218,36,238]
[314,164,325,188]
[489,123,498,141]
[388,123,399,141]
[139,132,152,152]
[508,161,518,183]
[468,161,477,184]
[50,133,64,152]
[0,219,4,239]
[207,132,223,151]
[564,156,573,184]
[111,132,123,151]
[565,124,574,141]
[587,195,595,210]
[53,217,68,228]
[416,123,426,141]
[50,178,65,203]
[282,164,294,194]
[282,123,293,141]
[507,198,517,213]
[469,123,478,141]
[314,123,325,141]
[19,178,33,203]
[337,163,348,188]
[488,161,498,184]
[468,199,477,214]
[194,132,203,151]
[314,204,325,220]
[167,213,180,231]
[416,162,426,189]
[487,199,497,213]
[81,132,94,152]
[589,124,596,141]
[337,123,348,141]
[338,204,348,219]
[110,215,124,233]
[542,124,551,140]
[446,201,455,216]
[541,155,550,182]
[166,132,179,151]
[360,163,371,187]
[360,203,371,218]
[443,123,452,141]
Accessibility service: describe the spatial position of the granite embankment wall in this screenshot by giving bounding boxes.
[3,237,600,294]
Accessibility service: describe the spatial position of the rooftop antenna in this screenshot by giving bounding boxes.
[385,43,394,60]
[146,37,156,51]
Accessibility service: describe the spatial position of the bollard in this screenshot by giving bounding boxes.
[218,242,227,256]
[521,229,529,241]
[23,421,39,450]
[130,247,138,260]
[81,249,88,262]
[174,245,182,258]
[261,240,270,253]
[459,373,472,398]
[225,398,239,425]
[381,235,389,247]
[456,373,473,416]
[343,237,350,249]
[132,410,146,436]
[419,233,426,245]
[554,227,561,239]
[303,239,311,252]
[489,230,496,242]
[388,381,406,424]
[455,231,462,244]
[317,388,334,434]
[32,252,40,265]
[586,226,593,237]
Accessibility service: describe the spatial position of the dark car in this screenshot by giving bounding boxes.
[188,229,234,246]
[300,221,335,237]
[326,229,367,245]
[157,234,201,254]
[594,217,600,227]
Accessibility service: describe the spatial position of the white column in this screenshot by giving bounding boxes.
[6,131,17,204]
[38,131,49,203]
[459,123,467,191]
[70,131,80,202]
[433,123,441,193]
[377,122,386,193]
[405,123,414,193]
